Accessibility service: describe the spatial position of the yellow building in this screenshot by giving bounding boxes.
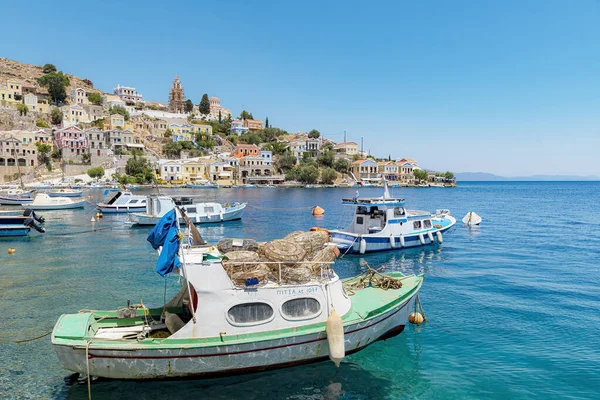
[62,105,90,126]
[109,114,125,129]
[23,94,50,114]
[334,141,359,156]
[181,158,211,183]
[0,88,20,107]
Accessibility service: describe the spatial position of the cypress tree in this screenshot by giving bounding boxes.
[199,94,210,115]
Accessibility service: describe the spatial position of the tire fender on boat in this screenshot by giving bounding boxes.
[436,231,443,243]
[427,231,434,242]
[419,233,425,245]
[359,238,367,254]
[399,235,405,247]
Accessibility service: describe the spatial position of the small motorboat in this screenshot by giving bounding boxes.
[0,208,45,237]
[328,180,456,254]
[0,189,34,205]
[48,188,83,198]
[186,180,219,189]
[24,193,86,210]
[97,191,147,213]
[129,195,246,226]
[52,213,424,379]
[462,212,482,226]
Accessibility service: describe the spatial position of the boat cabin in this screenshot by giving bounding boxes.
[342,197,408,235]
[106,191,146,206]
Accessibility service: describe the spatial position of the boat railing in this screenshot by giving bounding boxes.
[405,209,431,217]
[223,261,336,286]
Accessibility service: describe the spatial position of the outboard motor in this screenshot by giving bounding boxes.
[23,217,46,233]
[23,208,45,223]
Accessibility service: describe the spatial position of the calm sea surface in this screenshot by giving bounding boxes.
[1,182,599,399]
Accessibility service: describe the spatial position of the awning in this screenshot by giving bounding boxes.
[125,143,145,148]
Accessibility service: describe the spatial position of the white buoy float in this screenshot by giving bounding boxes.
[326,309,345,367]
[91,217,96,222]
[436,231,443,243]
[462,212,482,226]
[427,231,434,242]
[418,233,425,245]
[399,235,405,247]
[359,238,367,254]
[389,234,395,248]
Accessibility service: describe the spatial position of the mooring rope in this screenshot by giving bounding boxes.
[0,330,52,343]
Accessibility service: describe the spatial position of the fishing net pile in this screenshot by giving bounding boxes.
[219,230,339,286]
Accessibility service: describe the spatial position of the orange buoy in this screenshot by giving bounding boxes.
[409,311,424,325]
[8,248,16,255]
[96,212,103,219]
[312,206,325,216]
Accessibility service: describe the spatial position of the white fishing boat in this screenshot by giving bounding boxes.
[0,189,34,205]
[52,211,424,379]
[129,196,246,226]
[186,180,219,189]
[328,181,456,254]
[24,193,86,210]
[97,191,147,213]
[48,188,84,198]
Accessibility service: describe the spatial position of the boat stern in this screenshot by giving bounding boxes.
[52,313,95,374]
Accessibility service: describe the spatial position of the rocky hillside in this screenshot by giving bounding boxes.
[0,58,102,95]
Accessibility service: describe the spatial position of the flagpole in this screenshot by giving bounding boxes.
[175,206,197,326]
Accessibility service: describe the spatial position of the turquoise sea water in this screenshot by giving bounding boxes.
[1,182,599,399]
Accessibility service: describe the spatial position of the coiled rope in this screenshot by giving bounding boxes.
[343,262,409,295]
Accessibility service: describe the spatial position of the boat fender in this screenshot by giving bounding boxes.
[325,309,345,367]
[359,238,367,255]
[389,234,395,248]
[399,235,405,247]
[8,248,15,255]
[418,233,425,245]
[436,231,443,243]
[23,217,45,233]
[409,312,424,325]
[23,208,45,223]
[427,231,434,242]
[220,212,224,221]
[165,311,185,335]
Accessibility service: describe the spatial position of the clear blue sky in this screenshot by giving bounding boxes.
[2,0,598,176]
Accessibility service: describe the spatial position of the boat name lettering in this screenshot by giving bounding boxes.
[276,287,319,296]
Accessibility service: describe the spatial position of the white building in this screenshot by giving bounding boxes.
[113,85,143,104]
[69,88,87,105]
[260,150,273,166]
[158,159,183,182]
[209,96,232,121]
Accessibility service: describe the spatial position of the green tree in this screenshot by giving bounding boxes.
[36,118,50,128]
[87,92,103,106]
[81,152,91,164]
[320,167,338,184]
[35,142,52,168]
[333,158,350,173]
[317,150,334,167]
[163,141,182,158]
[218,110,222,122]
[199,94,210,114]
[298,165,319,184]
[238,133,261,145]
[308,129,320,139]
[87,166,105,179]
[50,108,63,125]
[37,72,70,104]
[239,110,253,120]
[263,141,288,156]
[184,99,194,113]
[265,117,269,128]
[259,127,286,142]
[42,64,57,74]
[164,128,172,138]
[91,118,104,128]
[276,154,297,171]
[108,105,130,120]
[413,169,428,182]
[179,140,195,150]
[444,171,455,180]
[16,104,29,116]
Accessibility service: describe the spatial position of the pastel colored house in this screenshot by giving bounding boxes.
[209,161,235,185]
[351,159,379,181]
[24,94,50,114]
[378,161,399,181]
[109,114,125,129]
[231,144,260,158]
[62,105,90,126]
[334,142,358,156]
[53,126,88,162]
[69,88,88,105]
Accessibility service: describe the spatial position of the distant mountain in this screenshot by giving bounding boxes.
[455,172,600,181]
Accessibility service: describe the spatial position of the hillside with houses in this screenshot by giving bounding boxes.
[0,58,454,186]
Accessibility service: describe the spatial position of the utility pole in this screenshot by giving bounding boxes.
[361,137,363,157]
[344,130,346,142]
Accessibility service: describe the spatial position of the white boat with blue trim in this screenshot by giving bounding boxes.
[328,182,456,254]
[48,188,84,197]
[129,196,246,226]
[97,191,147,213]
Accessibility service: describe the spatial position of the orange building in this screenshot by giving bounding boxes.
[231,144,260,158]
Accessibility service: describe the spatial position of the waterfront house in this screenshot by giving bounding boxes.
[54,126,88,162]
[334,142,359,157]
[209,161,235,185]
[158,159,184,182]
[231,144,260,158]
[181,158,211,183]
[290,139,307,161]
[396,161,415,183]
[0,135,38,182]
[260,150,273,166]
[351,159,379,181]
[238,155,278,184]
[378,161,399,181]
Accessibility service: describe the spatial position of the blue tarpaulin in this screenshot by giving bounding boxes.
[146,209,181,276]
